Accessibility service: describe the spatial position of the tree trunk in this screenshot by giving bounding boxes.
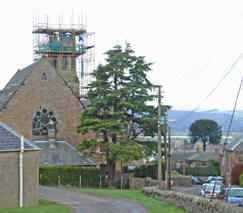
[107,159,116,186]
[203,141,206,151]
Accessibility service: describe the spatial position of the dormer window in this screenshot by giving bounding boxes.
[41,73,47,81]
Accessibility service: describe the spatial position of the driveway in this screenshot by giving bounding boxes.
[39,186,147,213]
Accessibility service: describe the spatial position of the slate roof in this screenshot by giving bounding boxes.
[0,62,38,111]
[186,152,217,162]
[0,121,40,151]
[225,135,243,152]
[172,151,217,162]
[33,138,96,166]
[172,151,196,160]
[0,57,87,111]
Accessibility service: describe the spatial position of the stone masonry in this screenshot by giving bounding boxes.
[0,57,92,148]
[0,151,39,207]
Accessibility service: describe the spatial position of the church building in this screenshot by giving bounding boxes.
[0,21,101,167]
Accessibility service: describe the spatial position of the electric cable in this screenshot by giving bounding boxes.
[176,53,243,123]
[210,75,242,201]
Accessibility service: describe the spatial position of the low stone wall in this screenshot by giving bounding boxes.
[129,177,165,190]
[142,186,242,213]
[129,176,192,189]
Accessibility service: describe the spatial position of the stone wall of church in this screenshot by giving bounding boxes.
[0,58,94,151]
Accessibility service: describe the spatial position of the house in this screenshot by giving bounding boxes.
[224,135,243,185]
[172,151,218,168]
[0,121,40,207]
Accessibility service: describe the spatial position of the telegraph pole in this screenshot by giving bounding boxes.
[164,117,168,190]
[157,86,162,186]
[168,125,171,189]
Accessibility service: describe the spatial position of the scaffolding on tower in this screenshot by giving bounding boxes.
[32,13,95,97]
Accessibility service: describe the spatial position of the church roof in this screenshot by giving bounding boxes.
[0,121,40,152]
[225,135,243,152]
[0,62,38,111]
[0,57,87,111]
[33,138,96,166]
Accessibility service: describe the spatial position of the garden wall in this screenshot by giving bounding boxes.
[142,186,243,213]
[129,176,192,189]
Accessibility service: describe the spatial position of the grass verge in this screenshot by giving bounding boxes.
[0,199,72,213]
[68,188,187,213]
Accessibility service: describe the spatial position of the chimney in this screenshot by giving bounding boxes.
[48,121,56,148]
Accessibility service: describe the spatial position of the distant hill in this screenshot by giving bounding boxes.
[167,109,243,135]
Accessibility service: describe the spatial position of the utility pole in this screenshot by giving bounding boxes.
[183,140,186,176]
[157,86,162,187]
[164,117,168,190]
[168,125,171,189]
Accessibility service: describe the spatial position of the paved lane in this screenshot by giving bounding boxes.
[39,186,147,213]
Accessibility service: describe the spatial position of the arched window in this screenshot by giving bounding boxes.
[32,108,57,136]
[41,73,47,81]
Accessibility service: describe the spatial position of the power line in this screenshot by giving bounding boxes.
[224,75,243,145]
[177,53,243,123]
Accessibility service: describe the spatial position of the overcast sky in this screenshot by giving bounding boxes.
[0,0,242,111]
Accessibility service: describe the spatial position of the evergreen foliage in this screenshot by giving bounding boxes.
[77,43,170,185]
[39,166,107,187]
[133,161,166,180]
[208,158,220,175]
[240,172,243,187]
[175,165,214,176]
[188,119,222,151]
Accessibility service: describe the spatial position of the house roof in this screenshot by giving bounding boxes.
[33,138,96,166]
[172,151,195,160]
[0,62,38,111]
[0,57,87,111]
[172,151,217,162]
[225,135,243,152]
[186,152,217,162]
[0,121,40,151]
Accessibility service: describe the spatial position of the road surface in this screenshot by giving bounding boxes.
[39,186,147,213]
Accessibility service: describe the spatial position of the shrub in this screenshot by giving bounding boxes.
[231,163,243,185]
[240,172,243,187]
[133,160,165,180]
[208,158,220,175]
[39,166,107,187]
[175,165,213,176]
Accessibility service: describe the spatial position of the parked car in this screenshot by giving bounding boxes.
[204,184,222,198]
[200,183,210,197]
[215,176,224,183]
[209,180,224,187]
[226,187,243,207]
[205,176,216,183]
[192,176,203,185]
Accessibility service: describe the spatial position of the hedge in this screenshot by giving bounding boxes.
[240,172,243,187]
[175,165,214,176]
[39,166,108,187]
[129,161,166,180]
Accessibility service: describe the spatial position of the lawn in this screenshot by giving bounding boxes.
[69,188,186,213]
[0,199,72,213]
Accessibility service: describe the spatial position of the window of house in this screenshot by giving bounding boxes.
[32,108,57,136]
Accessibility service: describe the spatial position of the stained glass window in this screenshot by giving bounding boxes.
[32,108,57,136]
